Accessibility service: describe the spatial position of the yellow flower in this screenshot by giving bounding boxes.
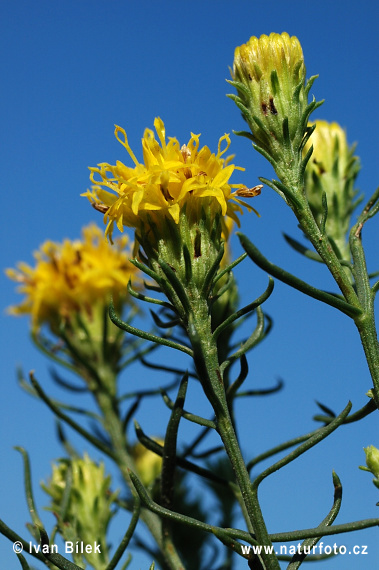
[82,118,259,242]
[233,32,305,93]
[6,223,139,331]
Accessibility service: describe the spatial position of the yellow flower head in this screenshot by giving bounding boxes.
[233,32,304,91]
[83,118,259,242]
[6,223,139,331]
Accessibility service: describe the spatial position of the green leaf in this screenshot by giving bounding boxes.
[109,299,193,357]
[127,280,172,308]
[282,233,322,262]
[237,233,362,318]
[14,448,43,528]
[252,402,352,490]
[213,277,274,341]
[106,499,140,570]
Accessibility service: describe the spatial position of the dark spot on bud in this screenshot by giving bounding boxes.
[261,102,268,116]
[269,97,278,115]
[248,73,252,81]
[313,158,325,175]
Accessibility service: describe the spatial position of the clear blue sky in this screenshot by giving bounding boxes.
[1,1,378,569]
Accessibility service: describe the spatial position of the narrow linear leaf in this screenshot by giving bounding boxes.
[106,498,141,570]
[202,242,225,296]
[283,233,322,262]
[129,471,257,545]
[14,448,43,528]
[252,402,352,490]
[16,553,31,570]
[313,399,376,425]
[30,372,114,459]
[237,233,362,318]
[226,354,249,400]
[149,310,181,329]
[315,401,336,418]
[161,375,188,512]
[235,378,283,398]
[134,422,227,486]
[38,527,84,569]
[109,299,193,357]
[221,306,266,372]
[214,253,248,285]
[127,280,172,308]
[247,427,319,472]
[213,278,274,341]
[0,519,45,563]
[270,517,379,542]
[287,471,342,569]
[158,259,191,314]
[129,258,165,287]
[139,357,198,380]
[161,390,216,429]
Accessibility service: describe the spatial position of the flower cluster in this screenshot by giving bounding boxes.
[6,223,139,331]
[83,118,259,244]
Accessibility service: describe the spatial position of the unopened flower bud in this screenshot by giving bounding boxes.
[303,120,361,261]
[359,445,379,490]
[131,441,163,487]
[230,33,321,185]
[42,454,118,568]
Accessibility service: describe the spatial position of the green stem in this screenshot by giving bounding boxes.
[187,296,280,570]
[350,220,379,409]
[283,185,379,409]
[354,316,379,409]
[293,196,359,308]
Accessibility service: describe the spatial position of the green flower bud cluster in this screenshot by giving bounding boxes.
[360,445,379,490]
[229,32,322,188]
[41,454,118,568]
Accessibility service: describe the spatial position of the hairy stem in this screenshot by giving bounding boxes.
[187,295,280,570]
[282,182,379,409]
[350,220,379,409]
